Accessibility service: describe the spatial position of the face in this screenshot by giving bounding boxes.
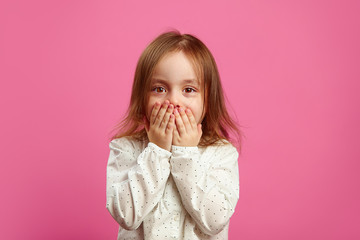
[146,51,205,124]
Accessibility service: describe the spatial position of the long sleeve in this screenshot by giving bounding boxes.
[106,137,171,230]
[169,143,239,236]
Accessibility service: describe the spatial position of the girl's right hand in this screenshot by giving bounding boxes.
[144,100,175,152]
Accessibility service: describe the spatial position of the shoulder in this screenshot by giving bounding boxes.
[205,139,237,151]
[201,139,239,161]
[110,136,131,147]
[109,136,141,150]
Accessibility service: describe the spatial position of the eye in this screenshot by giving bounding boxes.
[152,87,166,93]
[184,87,196,93]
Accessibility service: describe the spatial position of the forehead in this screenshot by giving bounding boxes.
[151,51,202,86]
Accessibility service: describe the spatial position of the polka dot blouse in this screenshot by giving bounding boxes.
[106,136,239,240]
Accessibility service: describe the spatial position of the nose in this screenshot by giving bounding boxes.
[167,91,181,108]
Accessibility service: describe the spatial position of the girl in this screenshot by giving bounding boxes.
[106,30,243,240]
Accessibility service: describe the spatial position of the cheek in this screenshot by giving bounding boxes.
[146,97,159,120]
[145,106,150,120]
[146,103,154,120]
[195,100,205,123]
[186,105,203,123]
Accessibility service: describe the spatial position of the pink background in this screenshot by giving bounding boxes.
[1,0,359,239]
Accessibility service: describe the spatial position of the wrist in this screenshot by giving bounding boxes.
[148,142,172,155]
[150,141,171,152]
[171,139,200,148]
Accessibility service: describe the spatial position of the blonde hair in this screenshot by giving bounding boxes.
[109,30,244,153]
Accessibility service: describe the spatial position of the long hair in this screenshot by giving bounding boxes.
[109,30,244,154]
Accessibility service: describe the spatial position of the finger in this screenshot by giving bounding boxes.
[160,104,174,130]
[178,107,191,131]
[174,108,185,135]
[154,101,169,126]
[173,125,180,142]
[185,108,197,129]
[165,114,175,134]
[150,102,161,124]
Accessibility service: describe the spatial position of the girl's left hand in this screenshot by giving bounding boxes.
[172,107,202,147]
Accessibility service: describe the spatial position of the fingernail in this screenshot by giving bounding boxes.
[179,107,183,112]
[186,109,191,114]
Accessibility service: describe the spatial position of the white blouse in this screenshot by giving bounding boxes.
[106,136,239,240]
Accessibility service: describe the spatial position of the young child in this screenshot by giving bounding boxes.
[106,30,243,240]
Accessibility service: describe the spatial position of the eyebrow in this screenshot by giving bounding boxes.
[151,78,200,86]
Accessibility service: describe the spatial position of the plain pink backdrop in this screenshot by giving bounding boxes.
[1,0,359,239]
